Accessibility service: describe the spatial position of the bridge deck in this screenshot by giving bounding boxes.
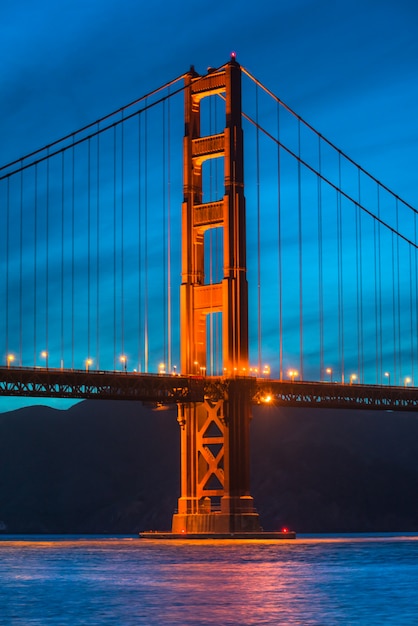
[0,368,416,411]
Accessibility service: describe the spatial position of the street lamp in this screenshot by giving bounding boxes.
[326,367,332,382]
[350,373,357,385]
[288,369,298,382]
[404,376,411,387]
[384,372,390,385]
[7,354,15,368]
[85,358,93,372]
[262,364,271,378]
[158,362,166,374]
[120,355,127,372]
[41,350,49,369]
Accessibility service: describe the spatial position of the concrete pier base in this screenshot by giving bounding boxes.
[139,530,296,540]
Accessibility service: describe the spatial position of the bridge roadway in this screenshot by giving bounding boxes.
[0,367,417,411]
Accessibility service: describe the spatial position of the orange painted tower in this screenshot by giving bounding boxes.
[171,57,262,534]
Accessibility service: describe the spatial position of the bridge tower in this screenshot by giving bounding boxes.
[171,57,262,534]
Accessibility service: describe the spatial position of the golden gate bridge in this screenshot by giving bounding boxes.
[0,56,417,536]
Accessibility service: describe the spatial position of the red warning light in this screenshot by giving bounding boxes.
[282,527,288,533]
[231,51,237,59]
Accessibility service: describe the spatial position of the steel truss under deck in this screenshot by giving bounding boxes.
[1,367,416,411]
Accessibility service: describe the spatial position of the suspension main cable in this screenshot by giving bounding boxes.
[0,73,188,175]
[241,66,418,216]
[0,87,185,183]
[1,61,233,182]
[242,113,418,249]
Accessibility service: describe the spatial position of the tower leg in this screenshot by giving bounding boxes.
[172,378,261,535]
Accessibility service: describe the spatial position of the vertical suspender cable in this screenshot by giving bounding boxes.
[162,100,167,369]
[144,104,149,372]
[34,165,37,365]
[45,152,49,365]
[121,113,125,363]
[138,112,142,371]
[317,136,324,380]
[355,171,361,380]
[255,82,262,373]
[376,185,382,383]
[167,90,172,374]
[391,227,397,384]
[96,127,100,370]
[19,167,23,364]
[113,125,117,369]
[371,200,378,384]
[395,198,402,380]
[414,212,418,383]
[297,119,303,379]
[277,100,283,380]
[6,178,10,359]
[61,151,65,367]
[87,138,91,362]
[409,242,414,383]
[337,154,344,383]
[71,138,75,368]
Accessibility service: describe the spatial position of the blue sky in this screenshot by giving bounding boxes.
[1,0,417,202]
[1,0,418,410]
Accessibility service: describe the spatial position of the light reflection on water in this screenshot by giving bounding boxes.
[0,535,417,625]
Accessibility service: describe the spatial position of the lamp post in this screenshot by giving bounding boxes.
[85,358,93,372]
[41,350,49,369]
[262,364,271,378]
[384,371,390,385]
[404,376,411,387]
[326,367,332,382]
[120,355,127,372]
[350,373,357,385]
[288,369,298,382]
[7,354,15,369]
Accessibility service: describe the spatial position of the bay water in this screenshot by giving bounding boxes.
[0,534,417,625]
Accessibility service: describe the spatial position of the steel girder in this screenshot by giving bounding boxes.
[0,369,416,411]
[0,368,203,403]
[253,380,418,411]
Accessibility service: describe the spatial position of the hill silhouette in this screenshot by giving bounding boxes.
[0,400,417,533]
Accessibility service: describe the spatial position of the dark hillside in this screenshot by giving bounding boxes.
[0,401,417,533]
